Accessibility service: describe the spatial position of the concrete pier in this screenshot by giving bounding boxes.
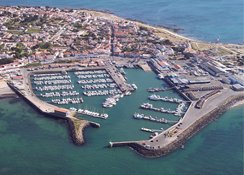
[109,92,244,158]
[105,64,133,92]
[7,69,100,145]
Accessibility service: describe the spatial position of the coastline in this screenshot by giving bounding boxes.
[110,95,244,158]
[67,118,91,145]
[6,79,98,146]
[0,5,243,159]
[68,117,100,145]
[0,5,243,55]
[0,79,16,99]
[62,6,244,53]
[230,100,244,109]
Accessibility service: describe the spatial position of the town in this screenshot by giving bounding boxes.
[0,6,244,158]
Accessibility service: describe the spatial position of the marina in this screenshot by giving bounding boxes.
[141,128,164,133]
[0,4,243,175]
[70,107,109,119]
[140,102,187,117]
[30,66,136,109]
[4,58,244,167]
[102,94,124,108]
[147,87,174,92]
[133,113,178,124]
[148,94,183,103]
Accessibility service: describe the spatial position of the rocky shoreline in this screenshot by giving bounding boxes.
[67,118,91,145]
[67,117,100,145]
[112,95,244,158]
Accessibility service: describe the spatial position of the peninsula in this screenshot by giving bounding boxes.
[0,6,243,158]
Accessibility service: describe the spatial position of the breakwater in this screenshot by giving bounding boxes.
[110,95,244,158]
[68,118,100,145]
[7,81,99,145]
[0,93,17,99]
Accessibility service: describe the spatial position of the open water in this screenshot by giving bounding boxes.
[0,69,243,175]
[0,0,243,43]
[0,1,243,174]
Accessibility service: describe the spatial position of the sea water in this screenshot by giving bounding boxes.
[0,1,243,174]
[0,69,243,175]
[0,0,243,43]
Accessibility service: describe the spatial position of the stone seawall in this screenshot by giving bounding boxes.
[111,95,244,158]
[68,118,90,145]
[7,81,100,145]
[68,118,101,145]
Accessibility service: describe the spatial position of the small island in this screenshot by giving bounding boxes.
[0,6,243,158]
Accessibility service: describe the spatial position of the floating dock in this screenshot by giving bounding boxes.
[134,113,178,124]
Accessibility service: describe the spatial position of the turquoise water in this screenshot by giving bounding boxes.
[31,69,183,140]
[0,1,243,173]
[0,0,243,43]
[0,69,243,175]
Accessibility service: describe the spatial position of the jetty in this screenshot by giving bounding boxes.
[147,87,174,92]
[109,88,244,158]
[105,63,134,93]
[133,113,177,124]
[141,128,164,133]
[0,80,16,98]
[140,102,186,117]
[7,69,100,145]
[148,94,183,103]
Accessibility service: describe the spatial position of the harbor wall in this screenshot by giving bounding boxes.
[164,77,191,101]
[111,95,244,158]
[8,82,67,119]
[68,119,100,145]
[0,93,17,99]
[68,118,89,145]
[7,81,100,146]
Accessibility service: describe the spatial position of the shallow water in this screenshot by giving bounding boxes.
[0,0,243,43]
[0,69,243,175]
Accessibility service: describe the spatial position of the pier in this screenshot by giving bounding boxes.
[148,94,184,104]
[140,103,186,117]
[133,113,177,124]
[147,87,174,92]
[109,90,244,157]
[7,69,101,145]
[105,64,133,92]
[141,128,164,133]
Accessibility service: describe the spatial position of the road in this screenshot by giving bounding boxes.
[142,88,243,149]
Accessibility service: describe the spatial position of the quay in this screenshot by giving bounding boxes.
[7,69,101,145]
[107,56,244,157]
[109,90,244,158]
[29,63,134,94]
[183,86,223,92]
[6,63,134,145]
[105,64,133,93]
[0,80,16,99]
[138,63,152,72]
